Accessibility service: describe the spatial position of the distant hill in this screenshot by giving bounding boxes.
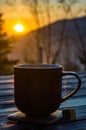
[11,16,86,71]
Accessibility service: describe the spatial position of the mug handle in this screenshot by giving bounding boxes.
[61,71,81,103]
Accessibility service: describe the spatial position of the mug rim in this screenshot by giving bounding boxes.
[14,64,62,69]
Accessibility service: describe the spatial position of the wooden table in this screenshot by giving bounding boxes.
[0,71,86,130]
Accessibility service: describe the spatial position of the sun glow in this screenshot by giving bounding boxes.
[4,19,37,36]
[13,24,25,33]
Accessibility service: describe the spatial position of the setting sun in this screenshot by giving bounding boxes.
[13,24,25,33]
[4,19,37,36]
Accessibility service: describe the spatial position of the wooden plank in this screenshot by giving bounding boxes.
[0,97,14,103]
[43,120,86,130]
[0,100,15,108]
[0,72,86,130]
[62,87,86,96]
[0,115,86,130]
[0,107,18,118]
[0,84,13,89]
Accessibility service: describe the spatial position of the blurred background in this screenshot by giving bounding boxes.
[0,0,86,75]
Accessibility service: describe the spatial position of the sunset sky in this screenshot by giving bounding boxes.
[0,0,86,36]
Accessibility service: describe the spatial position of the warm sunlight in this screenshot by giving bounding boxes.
[10,21,30,35]
[4,18,38,36]
[13,24,25,33]
[4,20,31,36]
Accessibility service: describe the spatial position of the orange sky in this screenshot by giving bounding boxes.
[1,5,38,35]
[1,3,86,36]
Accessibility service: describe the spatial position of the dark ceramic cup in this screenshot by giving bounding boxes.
[14,64,81,118]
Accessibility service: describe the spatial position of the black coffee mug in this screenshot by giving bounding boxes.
[14,64,81,118]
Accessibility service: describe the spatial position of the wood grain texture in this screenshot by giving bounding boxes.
[0,71,86,130]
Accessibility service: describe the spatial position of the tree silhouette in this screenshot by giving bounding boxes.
[0,13,18,75]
